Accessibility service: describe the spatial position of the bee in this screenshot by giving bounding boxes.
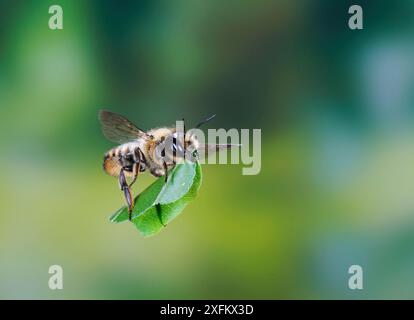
[99,110,235,220]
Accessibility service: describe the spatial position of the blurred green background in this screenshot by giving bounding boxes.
[1,0,414,299]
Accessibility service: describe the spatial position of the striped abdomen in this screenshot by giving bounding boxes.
[103,142,145,177]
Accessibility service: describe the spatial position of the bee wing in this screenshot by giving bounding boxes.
[196,143,241,160]
[99,110,148,144]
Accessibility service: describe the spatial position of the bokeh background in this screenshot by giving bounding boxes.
[1,0,414,299]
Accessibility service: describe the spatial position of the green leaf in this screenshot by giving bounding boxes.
[109,161,202,237]
[155,161,196,205]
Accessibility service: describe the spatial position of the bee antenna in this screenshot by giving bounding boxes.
[195,114,216,129]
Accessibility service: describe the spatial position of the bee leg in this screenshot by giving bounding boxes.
[163,161,168,183]
[128,160,141,188]
[119,169,134,221]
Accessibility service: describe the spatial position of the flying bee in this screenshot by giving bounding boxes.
[99,110,237,220]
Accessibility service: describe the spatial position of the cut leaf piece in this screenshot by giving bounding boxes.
[109,161,202,237]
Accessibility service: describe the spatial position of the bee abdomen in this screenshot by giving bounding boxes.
[103,153,122,177]
[103,144,146,177]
